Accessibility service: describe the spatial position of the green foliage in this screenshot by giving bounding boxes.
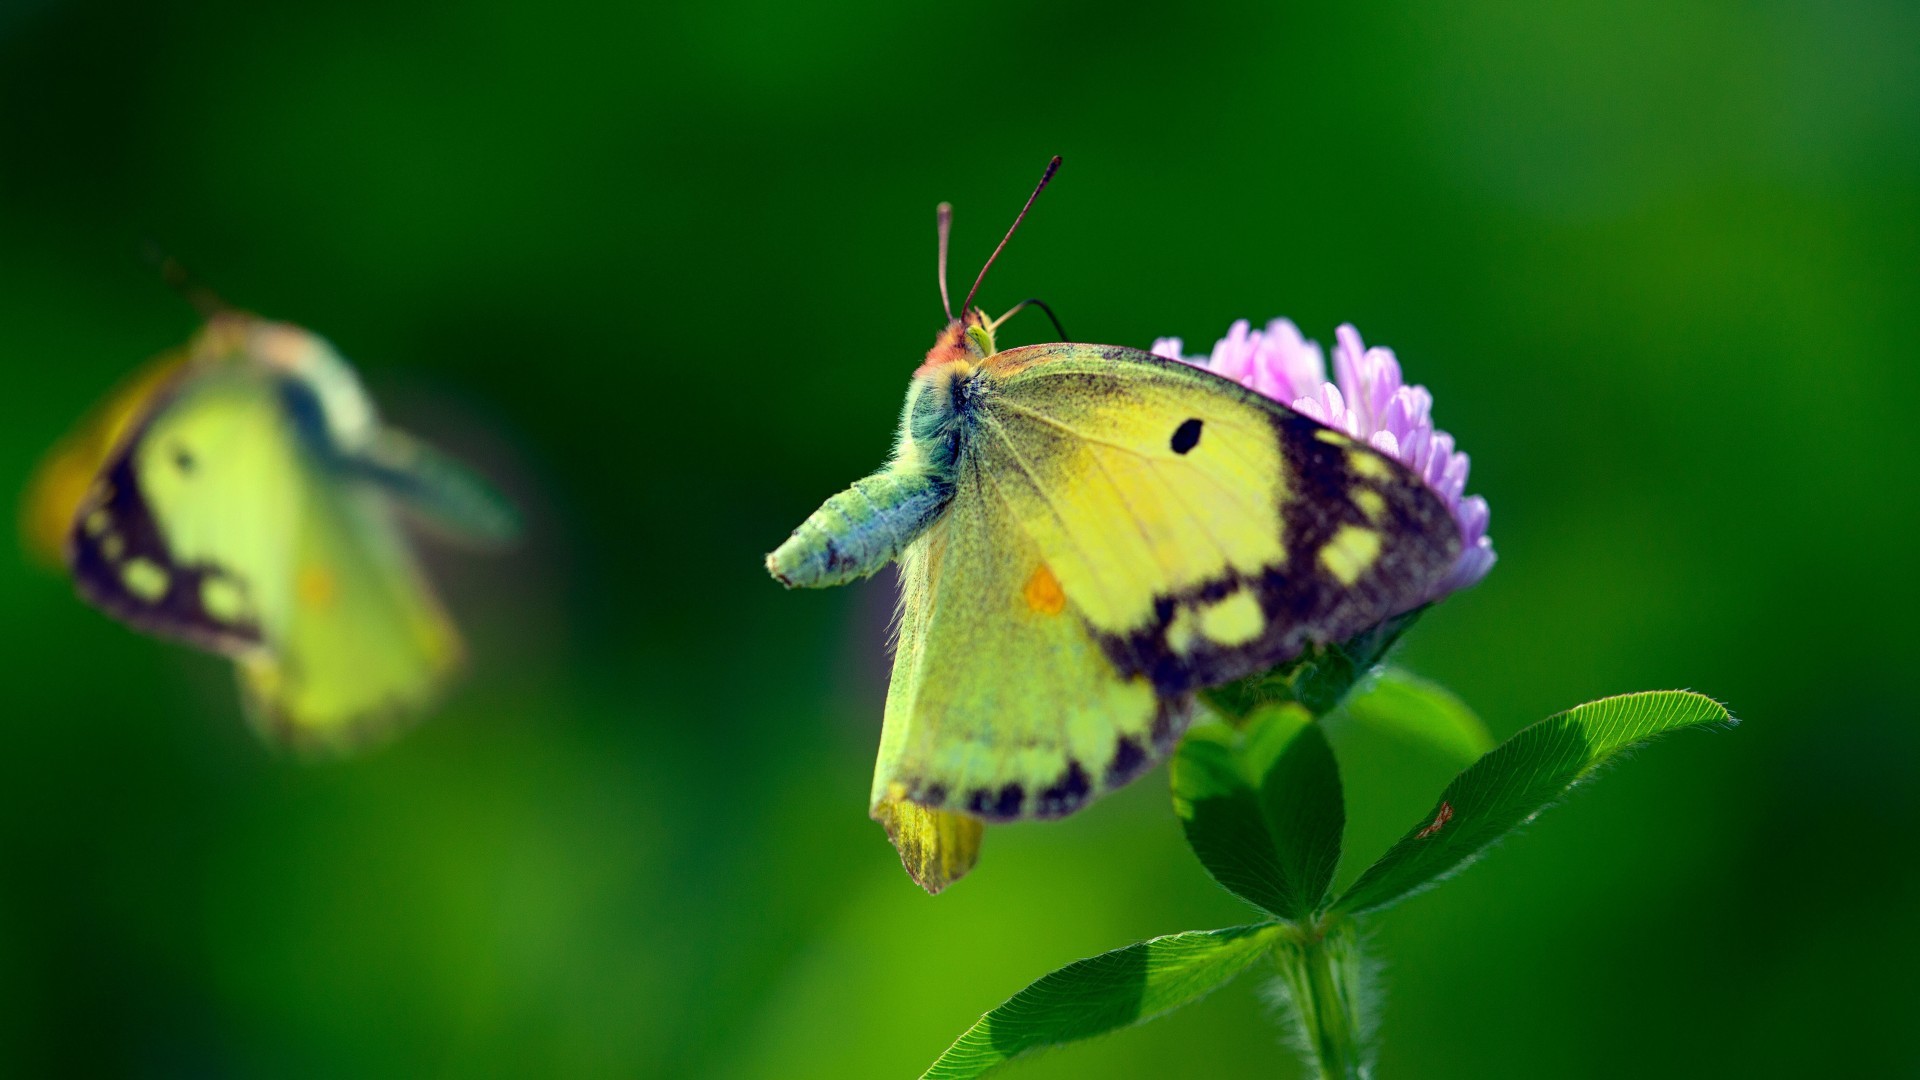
[1171,706,1343,920]
[1335,690,1734,915]
[920,924,1283,1079]
[1203,609,1425,719]
[928,687,1734,1077]
[1331,668,1493,766]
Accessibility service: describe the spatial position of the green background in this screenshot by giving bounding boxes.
[3,1,1915,1076]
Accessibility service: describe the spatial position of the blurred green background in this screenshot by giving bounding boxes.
[3,1,1916,1076]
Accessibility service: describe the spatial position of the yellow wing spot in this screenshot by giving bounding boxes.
[202,576,247,623]
[1165,606,1199,655]
[1347,451,1390,481]
[1319,525,1382,585]
[1353,489,1386,521]
[101,533,125,561]
[297,565,337,610]
[1315,429,1354,447]
[84,508,111,537]
[121,557,169,601]
[1023,563,1066,616]
[1198,589,1266,647]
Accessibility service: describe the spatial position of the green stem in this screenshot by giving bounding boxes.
[1274,917,1370,1080]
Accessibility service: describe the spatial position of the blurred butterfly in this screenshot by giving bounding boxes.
[26,300,519,752]
[767,159,1460,891]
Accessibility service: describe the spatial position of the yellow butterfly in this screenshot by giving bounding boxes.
[768,159,1461,891]
[28,307,519,752]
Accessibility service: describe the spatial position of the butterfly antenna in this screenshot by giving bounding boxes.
[960,155,1061,318]
[990,298,1069,342]
[936,201,954,321]
[142,242,228,317]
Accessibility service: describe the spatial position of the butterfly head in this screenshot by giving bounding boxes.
[190,312,380,450]
[918,310,995,377]
[915,156,1060,383]
[901,320,991,471]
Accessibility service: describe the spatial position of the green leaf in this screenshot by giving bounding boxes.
[922,924,1282,1079]
[1171,705,1343,921]
[1204,608,1425,720]
[1332,667,1494,766]
[1334,690,1735,915]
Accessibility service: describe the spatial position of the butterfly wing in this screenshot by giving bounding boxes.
[984,343,1461,691]
[68,362,290,653]
[23,350,189,567]
[877,449,1171,809]
[234,460,463,750]
[874,344,1459,833]
[67,360,461,749]
[348,428,522,548]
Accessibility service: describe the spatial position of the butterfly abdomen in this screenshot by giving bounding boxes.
[767,359,984,589]
[766,468,953,588]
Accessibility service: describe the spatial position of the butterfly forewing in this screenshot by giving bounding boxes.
[990,345,1460,695]
[67,364,285,654]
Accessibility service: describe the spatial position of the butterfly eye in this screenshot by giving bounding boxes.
[172,445,196,474]
[1170,418,1203,455]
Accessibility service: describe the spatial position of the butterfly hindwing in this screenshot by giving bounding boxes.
[878,455,1180,825]
[236,457,462,750]
[873,343,1460,826]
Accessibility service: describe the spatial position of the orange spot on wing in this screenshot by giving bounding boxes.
[1022,563,1066,615]
[297,565,337,609]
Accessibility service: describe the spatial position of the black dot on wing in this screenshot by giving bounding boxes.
[1170,418,1203,454]
[172,445,195,474]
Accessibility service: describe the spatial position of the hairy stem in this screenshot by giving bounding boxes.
[1274,917,1371,1079]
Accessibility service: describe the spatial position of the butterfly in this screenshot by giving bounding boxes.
[766,158,1462,892]
[27,306,519,752]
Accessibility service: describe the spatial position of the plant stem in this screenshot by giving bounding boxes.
[1274,917,1370,1079]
